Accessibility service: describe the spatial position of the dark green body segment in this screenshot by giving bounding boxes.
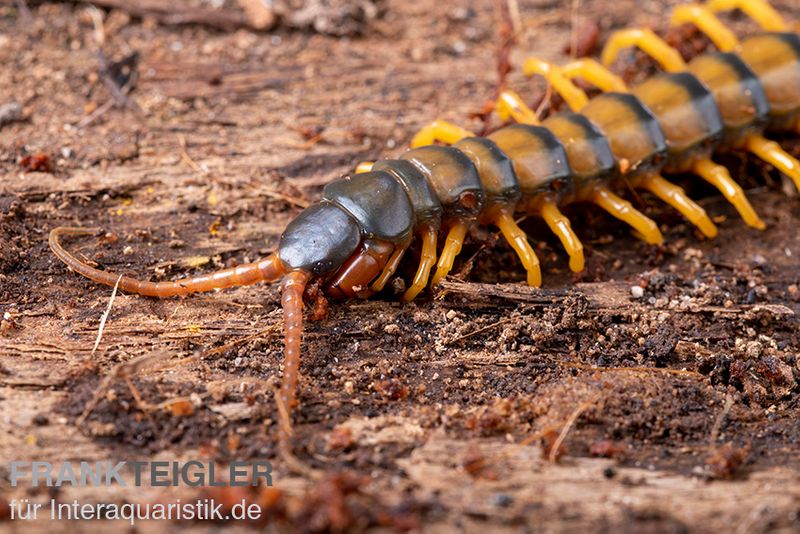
[542,112,618,191]
[632,71,724,172]
[323,171,415,244]
[579,92,668,178]
[402,145,486,219]
[453,137,521,211]
[687,52,770,147]
[487,124,573,198]
[738,32,800,130]
[372,159,443,226]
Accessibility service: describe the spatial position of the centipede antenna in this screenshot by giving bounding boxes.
[49,227,287,297]
[539,201,585,272]
[690,159,767,230]
[496,90,541,125]
[431,220,468,287]
[494,211,542,287]
[670,5,740,52]
[523,58,589,111]
[411,120,474,148]
[640,175,719,238]
[744,135,800,192]
[590,188,664,245]
[561,59,629,92]
[706,0,789,31]
[602,28,687,72]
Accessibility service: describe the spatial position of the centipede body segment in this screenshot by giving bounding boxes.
[49,0,800,454]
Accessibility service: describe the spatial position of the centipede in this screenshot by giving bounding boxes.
[49,0,799,459]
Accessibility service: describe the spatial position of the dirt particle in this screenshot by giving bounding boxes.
[327,426,356,451]
[374,379,410,401]
[383,323,400,335]
[589,439,626,459]
[705,442,749,479]
[32,414,49,426]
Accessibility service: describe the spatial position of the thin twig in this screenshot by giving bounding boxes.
[549,392,602,462]
[178,134,206,174]
[709,393,734,446]
[565,362,705,379]
[260,189,310,209]
[570,0,580,61]
[506,0,522,35]
[91,274,122,356]
[77,350,167,426]
[15,0,33,25]
[448,316,516,345]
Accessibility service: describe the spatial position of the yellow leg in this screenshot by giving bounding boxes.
[411,120,474,149]
[522,58,589,112]
[370,247,407,293]
[561,59,629,92]
[496,90,540,125]
[494,212,542,287]
[539,201,585,272]
[691,159,766,230]
[355,161,374,173]
[430,221,469,287]
[590,188,664,245]
[402,226,438,302]
[601,28,687,73]
[745,135,800,193]
[706,0,789,31]
[640,174,719,238]
[670,5,740,52]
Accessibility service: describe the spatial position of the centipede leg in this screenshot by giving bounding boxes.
[670,4,740,52]
[403,225,438,302]
[431,220,469,287]
[640,174,719,238]
[411,120,474,148]
[601,28,687,72]
[744,135,800,192]
[495,90,540,125]
[706,0,789,31]
[355,161,374,173]
[370,246,407,292]
[539,201,585,272]
[494,211,542,286]
[522,58,589,111]
[691,159,767,229]
[561,59,629,92]
[590,187,665,245]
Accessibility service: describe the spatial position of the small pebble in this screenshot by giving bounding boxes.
[32,414,49,426]
[630,286,644,299]
[384,324,400,335]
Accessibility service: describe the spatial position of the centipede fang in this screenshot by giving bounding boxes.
[49,0,799,460]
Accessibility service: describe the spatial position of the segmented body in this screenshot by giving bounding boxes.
[49,0,800,457]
